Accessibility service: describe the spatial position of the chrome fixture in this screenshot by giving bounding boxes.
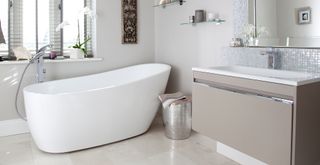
[30,44,52,83]
[15,44,52,121]
[261,48,280,69]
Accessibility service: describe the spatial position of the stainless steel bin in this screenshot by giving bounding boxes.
[162,96,192,140]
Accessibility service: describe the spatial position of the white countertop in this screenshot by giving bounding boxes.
[193,66,320,86]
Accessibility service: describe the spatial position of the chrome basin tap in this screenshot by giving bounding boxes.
[260,48,280,69]
[30,44,52,83]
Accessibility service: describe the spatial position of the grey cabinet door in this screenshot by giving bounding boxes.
[192,83,293,165]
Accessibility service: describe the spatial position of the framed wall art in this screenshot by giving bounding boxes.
[122,0,137,44]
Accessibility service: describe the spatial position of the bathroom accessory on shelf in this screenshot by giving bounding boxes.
[153,0,185,7]
[181,19,226,25]
[229,38,243,47]
[189,16,195,23]
[194,10,206,23]
[181,11,225,25]
[207,12,215,21]
[49,51,58,59]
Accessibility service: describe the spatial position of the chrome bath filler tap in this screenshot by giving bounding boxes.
[15,44,52,121]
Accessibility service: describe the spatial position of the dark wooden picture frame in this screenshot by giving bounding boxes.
[122,0,137,44]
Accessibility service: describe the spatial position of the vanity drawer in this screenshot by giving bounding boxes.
[192,83,293,165]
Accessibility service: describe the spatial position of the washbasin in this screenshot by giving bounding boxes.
[193,66,320,86]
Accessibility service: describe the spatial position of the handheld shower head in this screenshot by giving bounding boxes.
[30,44,52,63]
[37,44,52,54]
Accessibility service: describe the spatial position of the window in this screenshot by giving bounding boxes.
[63,0,92,55]
[0,0,93,57]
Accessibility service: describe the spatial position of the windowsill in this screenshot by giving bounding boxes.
[0,57,103,65]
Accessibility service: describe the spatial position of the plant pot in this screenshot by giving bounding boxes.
[254,38,259,46]
[248,37,254,46]
[69,49,85,59]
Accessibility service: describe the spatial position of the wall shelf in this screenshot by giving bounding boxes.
[181,19,226,25]
[153,0,186,8]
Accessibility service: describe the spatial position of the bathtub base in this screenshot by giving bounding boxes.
[34,124,151,153]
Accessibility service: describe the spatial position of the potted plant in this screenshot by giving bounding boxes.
[69,36,91,59]
[56,7,94,59]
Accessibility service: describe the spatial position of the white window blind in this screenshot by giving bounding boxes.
[84,0,93,56]
[49,0,62,55]
[9,0,24,54]
[0,0,9,56]
[3,0,93,57]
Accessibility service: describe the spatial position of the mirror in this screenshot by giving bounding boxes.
[247,0,320,48]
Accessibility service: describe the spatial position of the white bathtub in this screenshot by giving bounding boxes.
[23,63,171,153]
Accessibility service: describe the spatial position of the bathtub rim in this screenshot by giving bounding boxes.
[23,63,171,96]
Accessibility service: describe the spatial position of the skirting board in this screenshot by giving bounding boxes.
[217,142,267,165]
[0,119,30,137]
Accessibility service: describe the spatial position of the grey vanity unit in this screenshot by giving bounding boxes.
[192,66,320,165]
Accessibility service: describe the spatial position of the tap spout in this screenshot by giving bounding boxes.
[260,48,280,69]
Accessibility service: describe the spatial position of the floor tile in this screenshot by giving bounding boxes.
[0,122,239,165]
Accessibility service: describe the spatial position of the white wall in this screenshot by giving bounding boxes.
[0,0,154,121]
[256,0,278,38]
[155,0,234,94]
[278,0,320,37]
[277,0,320,47]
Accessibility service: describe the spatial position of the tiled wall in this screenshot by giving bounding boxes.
[229,0,320,73]
[279,48,320,73]
[222,47,320,73]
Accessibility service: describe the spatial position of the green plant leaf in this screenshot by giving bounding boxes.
[81,48,88,55]
[79,38,91,47]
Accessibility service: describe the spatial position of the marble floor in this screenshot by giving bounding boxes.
[0,121,239,165]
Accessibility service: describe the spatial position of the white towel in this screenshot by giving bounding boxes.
[0,20,5,44]
[13,47,32,60]
[159,92,186,110]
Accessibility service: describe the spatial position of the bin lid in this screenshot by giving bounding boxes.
[171,96,192,106]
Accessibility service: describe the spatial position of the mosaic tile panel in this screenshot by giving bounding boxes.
[233,0,248,37]
[223,47,320,73]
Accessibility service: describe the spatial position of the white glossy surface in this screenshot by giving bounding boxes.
[23,63,171,153]
[0,122,239,165]
[193,65,320,86]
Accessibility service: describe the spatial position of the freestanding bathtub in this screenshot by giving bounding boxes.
[23,63,171,153]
